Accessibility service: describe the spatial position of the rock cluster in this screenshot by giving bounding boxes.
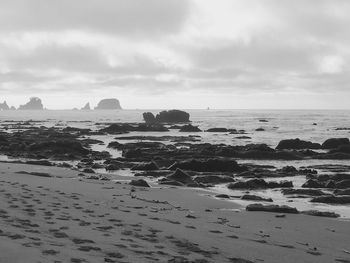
[18,97,44,110]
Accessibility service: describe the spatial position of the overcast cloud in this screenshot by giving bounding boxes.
[0,0,349,109]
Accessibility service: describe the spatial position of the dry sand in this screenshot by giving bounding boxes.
[0,162,349,263]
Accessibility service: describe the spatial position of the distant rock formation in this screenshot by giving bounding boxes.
[0,101,10,110]
[94,99,122,110]
[81,102,91,110]
[143,110,190,123]
[18,97,44,110]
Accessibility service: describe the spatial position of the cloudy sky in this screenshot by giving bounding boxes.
[0,0,349,109]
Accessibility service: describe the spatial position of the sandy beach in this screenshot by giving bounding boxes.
[0,162,349,263]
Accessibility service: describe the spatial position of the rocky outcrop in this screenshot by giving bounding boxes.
[94,99,122,110]
[18,97,44,110]
[169,158,244,173]
[179,124,201,132]
[143,110,190,123]
[81,102,91,110]
[0,101,9,110]
[276,138,321,150]
[228,178,293,189]
[322,138,349,149]
[101,123,169,134]
[246,204,299,214]
[143,112,156,123]
[129,179,150,187]
[311,195,350,204]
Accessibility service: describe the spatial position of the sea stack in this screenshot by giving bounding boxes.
[81,102,91,110]
[94,99,122,110]
[18,97,44,110]
[0,101,10,110]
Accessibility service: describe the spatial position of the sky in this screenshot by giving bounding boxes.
[0,0,349,109]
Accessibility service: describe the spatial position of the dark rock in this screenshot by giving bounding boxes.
[241,195,273,202]
[301,210,340,218]
[334,188,350,195]
[276,138,321,150]
[302,179,326,188]
[129,179,150,187]
[236,136,251,139]
[335,180,350,189]
[101,123,168,134]
[94,99,122,110]
[179,124,201,132]
[154,110,190,123]
[322,138,350,149]
[215,194,230,199]
[331,145,350,154]
[164,168,194,185]
[282,189,326,196]
[280,166,298,173]
[311,195,350,204]
[26,160,53,166]
[18,97,44,110]
[131,161,159,171]
[82,168,95,174]
[158,180,184,186]
[228,179,292,189]
[143,112,156,123]
[194,175,235,184]
[255,128,265,131]
[246,204,299,214]
[169,159,244,172]
[206,128,229,132]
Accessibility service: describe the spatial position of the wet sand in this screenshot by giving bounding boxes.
[0,162,349,263]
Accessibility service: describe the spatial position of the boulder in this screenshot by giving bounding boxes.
[322,138,350,149]
[302,179,325,188]
[154,110,190,123]
[281,188,326,196]
[276,138,321,150]
[18,97,44,110]
[301,210,340,218]
[94,99,122,110]
[241,195,273,202]
[215,194,230,199]
[164,168,194,185]
[143,112,156,123]
[334,188,350,195]
[331,145,350,154]
[335,179,350,189]
[206,128,229,132]
[129,179,150,187]
[228,179,292,189]
[131,161,159,171]
[311,195,350,204]
[194,175,235,184]
[101,123,168,134]
[179,124,201,132]
[246,204,299,214]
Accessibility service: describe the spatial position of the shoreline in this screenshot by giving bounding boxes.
[1,162,350,263]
